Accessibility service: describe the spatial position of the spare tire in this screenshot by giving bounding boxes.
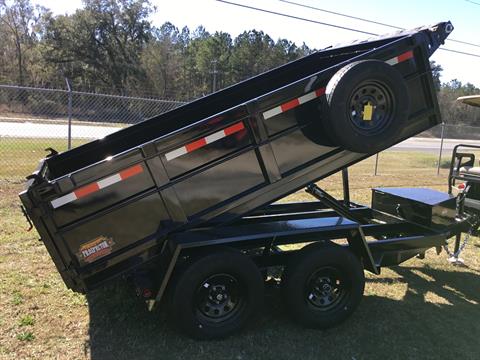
[323,60,410,153]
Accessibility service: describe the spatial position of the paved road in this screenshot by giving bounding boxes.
[0,121,478,152]
[0,121,120,139]
[392,137,479,152]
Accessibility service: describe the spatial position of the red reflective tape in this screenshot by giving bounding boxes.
[74,182,100,198]
[224,122,245,136]
[52,164,145,208]
[119,164,143,180]
[398,50,414,63]
[281,98,300,112]
[315,87,326,97]
[186,138,207,152]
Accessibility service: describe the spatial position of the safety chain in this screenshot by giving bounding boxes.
[443,216,478,260]
[443,231,471,259]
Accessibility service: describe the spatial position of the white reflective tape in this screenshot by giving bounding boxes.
[263,89,323,120]
[263,106,283,120]
[205,130,225,144]
[51,192,77,209]
[50,165,144,209]
[385,57,398,66]
[97,173,122,189]
[298,91,317,104]
[165,147,187,161]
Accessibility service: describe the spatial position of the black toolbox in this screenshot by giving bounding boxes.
[372,188,457,229]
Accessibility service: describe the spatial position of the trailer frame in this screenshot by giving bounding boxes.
[20,22,455,296]
[143,168,472,311]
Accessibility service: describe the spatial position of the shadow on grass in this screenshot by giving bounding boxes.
[86,266,480,360]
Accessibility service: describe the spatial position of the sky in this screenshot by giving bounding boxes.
[33,0,480,87]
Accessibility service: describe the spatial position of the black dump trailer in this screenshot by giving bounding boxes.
[20,21,478,339]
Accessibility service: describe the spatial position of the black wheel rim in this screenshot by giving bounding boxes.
[305,266,348,311]
[195,274,244,323]
[348,80,395,136]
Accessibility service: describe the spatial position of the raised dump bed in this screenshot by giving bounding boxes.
[20,21,474,340]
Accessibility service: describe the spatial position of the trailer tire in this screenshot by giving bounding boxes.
[282,243,364,329]
[323,60,410,153]
[169,248,264,340]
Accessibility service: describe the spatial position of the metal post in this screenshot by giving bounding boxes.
[211,59,218,93]
[342,168,350,206]
[374,153,379,175]
[453,233,461,255]
[437,122,445,175]
[65,78,72,150]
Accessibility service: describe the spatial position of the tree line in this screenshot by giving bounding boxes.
[1,0,479,127]
[0,0,312,99]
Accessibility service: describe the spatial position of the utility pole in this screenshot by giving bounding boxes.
[65,77,73,150]
[211,59,218,93]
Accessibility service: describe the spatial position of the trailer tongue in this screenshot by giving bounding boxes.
[20,21,477,339]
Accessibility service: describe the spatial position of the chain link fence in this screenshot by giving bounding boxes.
[1,83,480,180]
[0,84,184,179]
[373,123,480,176]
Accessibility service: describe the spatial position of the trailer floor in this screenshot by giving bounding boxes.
[1,152,479,360]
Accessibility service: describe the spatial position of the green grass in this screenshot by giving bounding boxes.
[0,140,479,359]
[18,315,35,327]
[11,291,23,306]
[0,138,88,179]
[16,332,35,342]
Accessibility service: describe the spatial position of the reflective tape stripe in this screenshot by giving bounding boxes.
[281,98,300,112]
[386,50,414,66]
[97,173,122,189]
[185,138,207,153]
[50,164,144,209]
[298,91,317,104]
[165,147,187,161]
[262,106,283,120]
[119,164,143,179]
[164,121,245,161]
[224,122,245,136]
[262,87,326,120]
[262,50,412,122]
[205,131,225,144]
[385,57,399,65]
[74,183,99,198]
[398,50,414,63]
[51,192,77,209]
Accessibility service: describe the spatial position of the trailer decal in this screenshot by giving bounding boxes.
[386,50,414,66]
[262,87,326,120]
[164,121,246,161]
[50,164,144,209]
[77,236,115,263]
